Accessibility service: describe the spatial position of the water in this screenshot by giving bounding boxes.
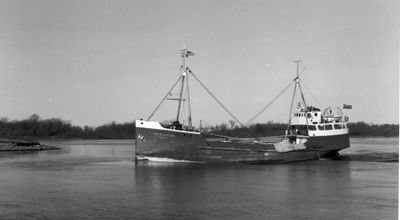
[0,138,397,219]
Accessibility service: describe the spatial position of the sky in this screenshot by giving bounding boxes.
[0,0,398,127]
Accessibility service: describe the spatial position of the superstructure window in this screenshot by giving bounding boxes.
[307,113,312,118]
[334,124,342,129]
[308,125,316,130]
[314,113,318,116]
[318,125,324,130]
[295,125,308,130]
[325,125,333,130]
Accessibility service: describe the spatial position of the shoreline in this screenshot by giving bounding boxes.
[0,139,62,151]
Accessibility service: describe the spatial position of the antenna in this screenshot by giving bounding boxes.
[295,55,301,78]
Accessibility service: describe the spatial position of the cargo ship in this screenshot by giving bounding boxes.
[134,48,323,164]
[135,119,319,163]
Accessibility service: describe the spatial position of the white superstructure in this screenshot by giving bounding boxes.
[291,104,349,137]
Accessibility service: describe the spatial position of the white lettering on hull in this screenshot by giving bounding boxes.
[153,132,175,138]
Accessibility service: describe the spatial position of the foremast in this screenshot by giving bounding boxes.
[176,47,194,128]
[146,46,195,130]
[147,47,244,130]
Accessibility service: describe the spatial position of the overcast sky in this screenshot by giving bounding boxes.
[0,0,398,126]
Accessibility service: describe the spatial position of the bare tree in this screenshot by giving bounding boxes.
[228,120,236,129]
[29,114,40,137]
[29,114,40,122]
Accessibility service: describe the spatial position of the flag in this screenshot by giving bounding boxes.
[186,50,195,56]
[343,104,352,109]
[182,49,195,57]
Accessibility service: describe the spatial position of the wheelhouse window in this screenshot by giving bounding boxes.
[318,125,324,130]
[324,125,333,130]
[334,124,342,129]
[308,125,316,130]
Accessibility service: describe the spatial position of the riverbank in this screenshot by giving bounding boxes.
[0,139,62,151]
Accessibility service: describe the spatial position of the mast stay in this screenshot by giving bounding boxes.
[147,75,183,121]
[245,57,310,130]
[188,68,244,127]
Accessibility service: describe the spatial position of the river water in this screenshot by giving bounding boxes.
[0,138,397,219]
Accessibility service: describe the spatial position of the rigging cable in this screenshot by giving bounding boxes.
[188,68,244,127]
[147,75,183,120]
[298,82,307,107]
[245,78,295,126]
[297,66,323,106]
[300,80,323,107]
[286,80,298,132]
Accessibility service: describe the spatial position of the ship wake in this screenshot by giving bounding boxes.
[337,152,398,162]
[136,156,202,163]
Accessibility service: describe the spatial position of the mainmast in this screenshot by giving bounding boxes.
[287,57,307,130]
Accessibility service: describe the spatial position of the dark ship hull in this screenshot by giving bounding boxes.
[305,134,350,157]
[135,120,320,164]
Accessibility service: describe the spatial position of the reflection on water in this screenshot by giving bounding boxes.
[134,160,397,219]
[0,138,397,219]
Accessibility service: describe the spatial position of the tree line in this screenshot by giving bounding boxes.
[0,114,397,139]
[0,114,134,139]
[208,121,399,138]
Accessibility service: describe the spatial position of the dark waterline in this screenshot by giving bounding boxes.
[0,138,397,219]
